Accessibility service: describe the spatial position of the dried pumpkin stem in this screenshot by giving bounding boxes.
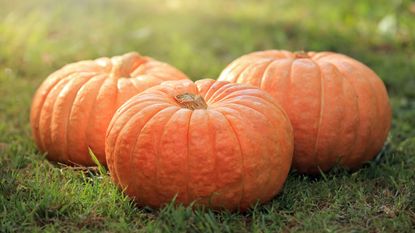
[110,59,124,78]
[294,50,310,59]
[110,53,140,78]
[175,93,208,110]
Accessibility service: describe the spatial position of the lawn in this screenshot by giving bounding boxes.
[1,0,414,232]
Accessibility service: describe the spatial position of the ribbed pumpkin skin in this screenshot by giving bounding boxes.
[30,52,188,166]
[105,79,293,210]
[218,50,391,174]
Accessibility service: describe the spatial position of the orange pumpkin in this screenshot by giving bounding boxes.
[105,79,293,210]
[219,50,391,174]
[30,52,188,166]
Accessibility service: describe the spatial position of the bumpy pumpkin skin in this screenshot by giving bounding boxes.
[30,52,188,166]
[105,79,293,211]
[218,50,391,174]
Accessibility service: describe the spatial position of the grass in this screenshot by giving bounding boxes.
[1,0,414,232]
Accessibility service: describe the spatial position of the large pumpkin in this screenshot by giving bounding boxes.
[30,52,188,166]
[105,79,293,210]
[219,50,391,174]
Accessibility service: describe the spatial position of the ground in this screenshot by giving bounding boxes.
[0,0,414,232]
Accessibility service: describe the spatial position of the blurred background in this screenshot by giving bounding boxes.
[1,0,414,81]
[0,0,414,146]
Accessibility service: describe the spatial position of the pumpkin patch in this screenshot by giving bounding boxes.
[29,50,392,209]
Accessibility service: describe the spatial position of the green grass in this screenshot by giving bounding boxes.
[1,0,414,232]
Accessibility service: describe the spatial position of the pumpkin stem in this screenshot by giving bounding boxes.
[175,93,208,110]
[110,52,141,78]
[294,51,310,59]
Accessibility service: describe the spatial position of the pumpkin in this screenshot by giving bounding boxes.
[30,52,188,166]
[105,79,293,210]
[218,50,391,174]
